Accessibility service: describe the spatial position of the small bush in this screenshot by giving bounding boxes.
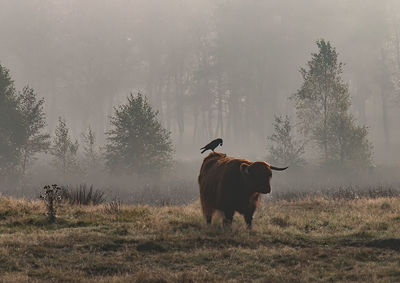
[62,184,105,205]
[40,184,62,222]
[104,199,122,214]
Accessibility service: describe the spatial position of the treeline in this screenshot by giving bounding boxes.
[0,64,173,182]
[2,1,400,153]
[0,39,373,184]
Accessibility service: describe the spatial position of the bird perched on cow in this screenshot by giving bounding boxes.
[200,138,223,154]
[198,152,288,228]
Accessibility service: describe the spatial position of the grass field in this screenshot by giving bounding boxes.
[1,196,400,282]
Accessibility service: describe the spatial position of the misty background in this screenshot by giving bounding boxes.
[1,0,400,202]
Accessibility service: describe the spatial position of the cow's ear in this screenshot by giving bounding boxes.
[240,163,250,175]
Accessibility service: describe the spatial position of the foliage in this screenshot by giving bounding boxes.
[104,199,122,214]
[39,184,62,222]
[105,93,173,174]
[0,64,50,178]
[0,64,24,176]
[18,86,50,175]
[80,126,101,173]
[62,184,105,206]
[292,39,373,167]
[51,117,79,176]
[326,111,373,167]
[267,115,305,167]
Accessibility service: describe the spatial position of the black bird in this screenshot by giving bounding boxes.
[200,138,223,154]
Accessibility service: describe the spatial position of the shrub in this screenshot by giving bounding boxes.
[104,199,122,214]
[62,184,105,205]
[40,184,63,222]
[267,115,305,167]
[105,93,173,174]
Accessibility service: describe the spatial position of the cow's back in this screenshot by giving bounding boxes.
[198,153,224,214]
[198,153,249,215]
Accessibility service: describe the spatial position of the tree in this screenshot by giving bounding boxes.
[292,40,373,167]
[105,93,173,174]
[51,117,79,176]
[326,112,373,167]
[267,115,305,167]
[0,63,24,176]
[18,86,50,175]
[81,126,101,173]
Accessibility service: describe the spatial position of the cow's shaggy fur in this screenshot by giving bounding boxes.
[198,152,276,228]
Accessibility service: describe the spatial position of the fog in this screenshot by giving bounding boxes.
[1,1,400,201]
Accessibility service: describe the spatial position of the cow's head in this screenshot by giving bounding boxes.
[240,162,287,194]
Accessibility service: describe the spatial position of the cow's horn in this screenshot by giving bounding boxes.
[270,166,288,171]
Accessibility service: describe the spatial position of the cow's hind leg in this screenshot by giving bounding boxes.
[201,198,214,225]
[223,209,234,227]
[203,208,214,225]
[244,213,254,229]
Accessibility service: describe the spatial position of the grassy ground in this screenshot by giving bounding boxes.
[1,196,400,282]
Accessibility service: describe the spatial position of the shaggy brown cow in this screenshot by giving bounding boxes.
[198,152,287,228]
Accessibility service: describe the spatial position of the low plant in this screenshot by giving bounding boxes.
[62,184,105,205]
[104,199,122,214]
[39,184,63,222]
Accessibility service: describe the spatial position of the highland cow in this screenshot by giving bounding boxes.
[198,152,287,228]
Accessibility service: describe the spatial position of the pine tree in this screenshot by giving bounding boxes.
[81,126,101,173]
[105,93,173,173]
[51,117,79,176]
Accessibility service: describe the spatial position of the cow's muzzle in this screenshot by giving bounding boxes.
[260,185,271,194]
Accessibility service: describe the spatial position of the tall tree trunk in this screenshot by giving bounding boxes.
[165,77,172,131]
[22,149,28,176]
[214,76,224,138]
[323,65,329,163]
[175,72,184,143]
[207,108,213,138]
[323,91,328,163]
[354,81,368,125]
[395,30,400,70]
[379,49,392,146]
[380,89,390,146]
[193,106,198,142]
